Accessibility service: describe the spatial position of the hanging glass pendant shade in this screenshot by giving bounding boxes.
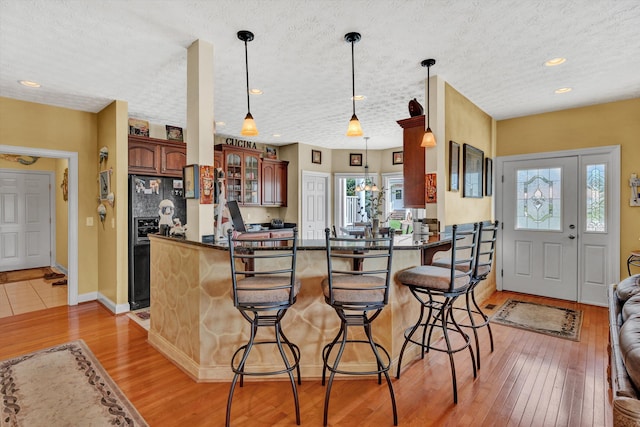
[241,112,258,136]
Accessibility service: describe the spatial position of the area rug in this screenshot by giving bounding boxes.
[127,309,150,331]
[491,299,583,341]
[0,340,148,427]
[0,267,54,285]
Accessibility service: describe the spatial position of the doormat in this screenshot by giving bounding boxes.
[0,340,148,427]
[127,309,150,331]
[491,299,583,341]
[0,267,55,284]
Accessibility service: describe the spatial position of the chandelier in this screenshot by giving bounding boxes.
[355,136,378,192]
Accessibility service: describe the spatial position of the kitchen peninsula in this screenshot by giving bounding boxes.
[147,233,484,382]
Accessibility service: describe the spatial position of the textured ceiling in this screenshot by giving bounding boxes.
[1,0,639,149]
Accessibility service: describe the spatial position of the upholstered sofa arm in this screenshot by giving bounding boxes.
[613,397,640,427]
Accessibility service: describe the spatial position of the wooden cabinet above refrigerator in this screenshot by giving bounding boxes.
[128,135,186,177]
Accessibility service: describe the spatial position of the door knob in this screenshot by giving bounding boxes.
[568,234,576,239]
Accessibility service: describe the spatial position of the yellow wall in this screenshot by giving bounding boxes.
[96,101,129,305]
[0,97,99,294]
[444,83,495,225]
[55,159,69,269]
[497,97,640,277]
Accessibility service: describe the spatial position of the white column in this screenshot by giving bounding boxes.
[185,40,215,241]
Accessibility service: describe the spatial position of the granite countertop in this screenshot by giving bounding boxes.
[150,232,452,251]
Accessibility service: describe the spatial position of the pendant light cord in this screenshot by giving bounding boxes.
[351,39,356,116]
[244,39,251,114]
[426,63,430,129]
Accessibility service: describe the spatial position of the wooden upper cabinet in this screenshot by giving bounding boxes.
[262,159,288,207]
[128,135,186,177]
[397,115,426,208]
[128,139,160,175]
[161,145,187,177]
[214,151,223,170]
[215,144,263,206]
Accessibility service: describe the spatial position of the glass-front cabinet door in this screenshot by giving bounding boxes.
[217,144,263,205]
[244,153,260,205]
[225,152,242,202]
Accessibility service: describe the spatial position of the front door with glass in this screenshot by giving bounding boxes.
[502,156,579,300]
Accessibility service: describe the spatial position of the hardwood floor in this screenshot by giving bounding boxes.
[0,291,612,426]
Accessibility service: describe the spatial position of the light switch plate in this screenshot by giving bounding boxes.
[86,217,94,226]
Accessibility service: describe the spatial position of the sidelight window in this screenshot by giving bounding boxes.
[585,164,606,232]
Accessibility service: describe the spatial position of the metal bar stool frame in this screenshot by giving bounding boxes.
[226,228,301,426]
[396,223,479,404]
[451,220,499,370]
[321,228,398,426]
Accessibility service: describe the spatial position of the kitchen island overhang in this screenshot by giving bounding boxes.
[147,233,493,382]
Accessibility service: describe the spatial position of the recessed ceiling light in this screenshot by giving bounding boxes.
[351,95,366,101]
[272,134,281,137]
[19,80,41,88]
[554,87,572,94]
[545,57,566,67]
[215,121,226,127]
[249,89,263,95]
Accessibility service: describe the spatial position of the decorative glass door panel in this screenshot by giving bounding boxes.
[515,167,562,231]
[226,153,242,202]
[244,154,259,204]
[585,164,606,232]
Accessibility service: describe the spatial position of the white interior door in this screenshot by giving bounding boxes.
[0,171,52,271]
[502,156,578,300]
[301,172,329,240]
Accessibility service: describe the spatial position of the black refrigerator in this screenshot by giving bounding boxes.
[128,175,186,309]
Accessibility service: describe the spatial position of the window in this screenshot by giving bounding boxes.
[585,164,606,232]
[515,167,562,231]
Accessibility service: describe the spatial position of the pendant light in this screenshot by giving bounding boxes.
[356,137,378,192]
[421,58,436,147]
[238,30,258,136]
[345,32,363,137]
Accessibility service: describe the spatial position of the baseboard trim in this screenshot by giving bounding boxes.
[97,292,130,314]
[78,292,98,304]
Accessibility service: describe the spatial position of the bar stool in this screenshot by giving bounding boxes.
[432,220,499,370]
[321,228,397,426]
[226,228,301,427]
[396,223,479,404]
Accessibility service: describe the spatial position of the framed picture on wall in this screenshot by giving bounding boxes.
[449,141,460,192]
[392,151,403,165]
[350,153,362,166]
[312,150,322,164]
[183,164,199,199]
[99,170,111,201]
[485,157,493,196]
[425,173,437,203]
[463,143,484,198]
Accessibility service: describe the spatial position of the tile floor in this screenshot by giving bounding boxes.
[0,277,67,318]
